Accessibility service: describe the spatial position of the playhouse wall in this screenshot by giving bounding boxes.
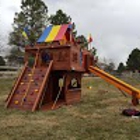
[83,54,94,72]
[49,47,71,70]
[65,72,82,104]
[65,89,81,104]
[70,46,85,72]
[25,46,71,70]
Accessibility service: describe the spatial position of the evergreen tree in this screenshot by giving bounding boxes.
[104,62,115,72]
[9,0,48,47]
[76,35,88,49]
[117,62,126,73]
[91,47,97,56]
[126,48,140,72]
[6,47,24,65]
[0,56,5,66]
[49,9,71,25]
[49,9,77,36]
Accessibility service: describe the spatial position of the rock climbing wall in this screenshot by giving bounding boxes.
[7,65,51,111]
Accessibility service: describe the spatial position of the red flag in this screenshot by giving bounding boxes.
[88,34,93,43]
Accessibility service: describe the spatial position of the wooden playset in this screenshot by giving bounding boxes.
[6,24,140,112]
[6,24,94,111]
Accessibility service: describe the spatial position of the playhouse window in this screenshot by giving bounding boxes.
[68,78,81,89]
[41,52,50,63]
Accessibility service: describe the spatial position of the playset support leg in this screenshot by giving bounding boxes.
[132,92,139,106]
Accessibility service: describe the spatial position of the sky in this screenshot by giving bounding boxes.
[1,0,140,67]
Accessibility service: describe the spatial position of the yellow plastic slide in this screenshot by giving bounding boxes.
[89,66,140,105]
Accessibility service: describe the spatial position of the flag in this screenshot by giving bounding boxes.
[22,27,29,39]
[88,34,93,43]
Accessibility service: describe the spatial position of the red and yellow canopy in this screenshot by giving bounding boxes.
[37,24,72,43]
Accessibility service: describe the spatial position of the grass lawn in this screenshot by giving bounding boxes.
[0,77,140,140]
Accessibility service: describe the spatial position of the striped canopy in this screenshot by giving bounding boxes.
[37,24,72,43]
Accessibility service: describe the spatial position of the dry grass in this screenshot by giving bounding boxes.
[0,77,140,140]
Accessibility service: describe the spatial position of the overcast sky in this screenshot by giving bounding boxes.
[1,0,140,66]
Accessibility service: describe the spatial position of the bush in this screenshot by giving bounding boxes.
[0,56,5,66]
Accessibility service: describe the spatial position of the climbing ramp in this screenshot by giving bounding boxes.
[6,61,53,111]
[89,66,140,105]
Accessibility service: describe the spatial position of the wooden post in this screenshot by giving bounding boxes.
[132,92,139,106]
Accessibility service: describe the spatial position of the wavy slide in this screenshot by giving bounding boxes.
[89,66,140,105]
